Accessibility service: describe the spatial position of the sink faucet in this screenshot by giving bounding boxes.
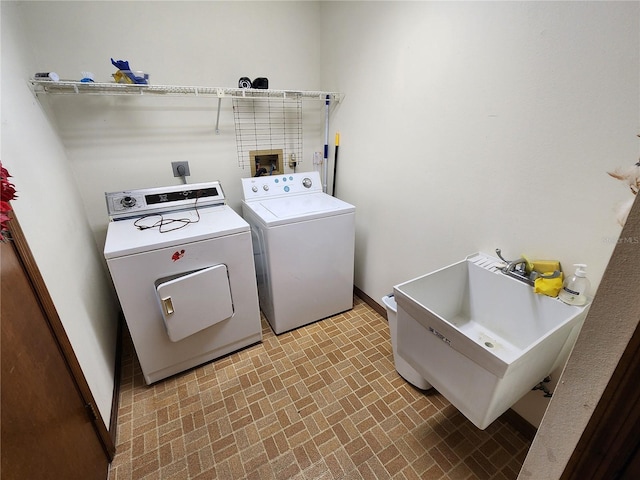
[495,248,534,286]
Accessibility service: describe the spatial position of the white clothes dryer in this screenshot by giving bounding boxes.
[241,172,355,334]
[104,181,261,384]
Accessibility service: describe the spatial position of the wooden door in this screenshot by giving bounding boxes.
[561,319,640,479]
[1,222,111,479]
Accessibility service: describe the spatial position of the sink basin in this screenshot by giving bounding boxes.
[393,252,588,429]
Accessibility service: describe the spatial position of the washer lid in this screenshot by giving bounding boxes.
[242,192,355,226]
[104,205,249,259]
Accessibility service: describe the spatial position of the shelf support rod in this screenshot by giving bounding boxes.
[215,97,222,135]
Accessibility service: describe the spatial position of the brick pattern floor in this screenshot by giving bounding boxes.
[108,297,531,479]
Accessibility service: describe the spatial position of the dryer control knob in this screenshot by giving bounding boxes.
[121,196,136,208]
[252,186,258,193]
[263,185,269,191]
[302,177,312,188]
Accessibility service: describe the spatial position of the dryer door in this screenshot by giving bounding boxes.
[155,264,234,342]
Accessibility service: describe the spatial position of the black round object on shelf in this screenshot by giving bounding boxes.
[252,77,269,89]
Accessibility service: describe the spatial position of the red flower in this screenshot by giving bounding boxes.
[0,162,17,241]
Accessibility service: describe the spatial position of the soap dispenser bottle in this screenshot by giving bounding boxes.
[559,264,591,306]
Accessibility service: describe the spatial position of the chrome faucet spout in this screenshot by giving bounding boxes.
[506,258,527,272]
[495,248,534,286]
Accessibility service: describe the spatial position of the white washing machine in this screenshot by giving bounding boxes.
[104,181,261,384]
[241,171,355,334]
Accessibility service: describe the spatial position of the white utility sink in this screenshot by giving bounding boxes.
[393,252,588,429]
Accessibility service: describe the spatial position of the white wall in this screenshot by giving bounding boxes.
[319,1,639,425]
[1,1,119,424]
[19,1,326,251]
[6,0,639,431]
[5,0,325,427]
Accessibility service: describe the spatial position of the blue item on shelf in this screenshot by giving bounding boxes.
[111,58,130,71]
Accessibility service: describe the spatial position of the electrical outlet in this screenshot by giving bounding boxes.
[171,161,190,177]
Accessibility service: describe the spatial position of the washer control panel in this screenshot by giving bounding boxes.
[241,171,322,201]
[106,181,226,220]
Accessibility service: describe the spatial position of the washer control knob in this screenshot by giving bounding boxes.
[121,196,136,208]
[302,177,312,189]
[252,186,258,193]
[263,185,269,191]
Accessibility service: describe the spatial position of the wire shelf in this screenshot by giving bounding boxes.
[29,79,340,174]
[29,79,342,101]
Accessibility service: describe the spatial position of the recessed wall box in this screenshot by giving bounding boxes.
[250,149,283,177]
